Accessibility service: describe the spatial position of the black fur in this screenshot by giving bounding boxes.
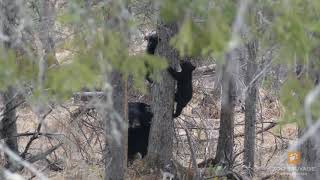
[144,34,161,83]
[145,34,161,55]
[128,102,153,162]
[168,61,195,118]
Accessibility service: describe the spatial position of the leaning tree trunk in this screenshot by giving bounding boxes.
[146,22,180,168]
[0,0,20,171]
[214,51,237,169]
[243,40,258,177]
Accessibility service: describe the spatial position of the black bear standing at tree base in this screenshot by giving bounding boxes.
[128,102,153,162]
[168,61,195,118]
[126,34,160,162]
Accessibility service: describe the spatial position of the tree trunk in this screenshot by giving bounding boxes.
[243,40,258,176]
[298,128,320,179]
[38,0,57,90]
[146,22,179,168]
[104,71,128,180]
[0,0,20,171]
[103,1,129,178]
[0,87,19,171]
[214,51,237,169]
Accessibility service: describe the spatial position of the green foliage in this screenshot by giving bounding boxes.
[207,164,215,177]
[261,76,274,92]
[160,0,214,23]
[57,0,108,29]
[0,50,18,90]
[0,49,38,90]
[127,54,168,91]
[53,0,170,96]
[170,18,201,57]
[46,60,101,99]
[51,25,167,96]
[33,0,237,99]
[280,77,316,126]
[57,4,84,25]
[160,0,191,22]
[267,0,320,126]
[100,32,167,90]
[6,0,320,117]
[45,31,118,98]
[168,0,235,58]
[265,0,320,63]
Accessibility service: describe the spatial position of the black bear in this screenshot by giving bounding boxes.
[145,33,160,55]
[128,102,153,162]
[168,61,195,118]
[144,34,161,83]
[144,33,195,118]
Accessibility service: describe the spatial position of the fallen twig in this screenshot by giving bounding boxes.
[235,122,277,138]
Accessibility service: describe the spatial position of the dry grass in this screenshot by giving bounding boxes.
[12,86,297,179]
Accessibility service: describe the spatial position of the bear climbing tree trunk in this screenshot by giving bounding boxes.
[146,22,180,168]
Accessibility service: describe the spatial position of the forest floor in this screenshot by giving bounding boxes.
[11,87,297,180]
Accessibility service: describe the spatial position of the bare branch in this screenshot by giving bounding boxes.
[183,126,201,180]
[0,142,48,180]
[27,143,63,164]
[235,122,277,138]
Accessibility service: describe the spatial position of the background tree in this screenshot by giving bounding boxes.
[243,40,258,176]
[0,0,22,171]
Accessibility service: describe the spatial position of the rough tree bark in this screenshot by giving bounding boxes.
[103,1,129,179]
[0,0,20,171]
[104,71,128,180]
[38,0,57,90]
[243,40,258,177]
[214,51,237,169]
[146,22,179,168]
[297,58,320,179]
[0,87,18,171]
[214,0,250,169]
[298,128,320,180]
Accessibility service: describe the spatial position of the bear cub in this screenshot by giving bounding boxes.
[168,61,195,118]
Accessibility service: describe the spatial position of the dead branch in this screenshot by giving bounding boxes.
[193,64,216,78]
[0,99,25,118]
[27,143,63,164]
[12,132,62,138]
[21,109,53,158]
[73,91,106,102]
[204,170,243,180]
[235,122,277,138]
[0,142,48,180]
[183,127,201,180]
